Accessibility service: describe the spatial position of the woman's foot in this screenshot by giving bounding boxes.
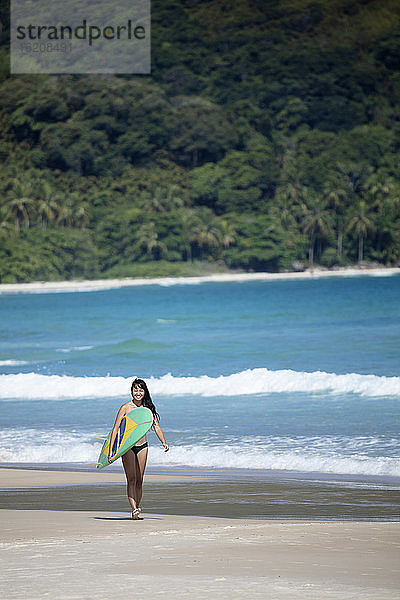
[132,508,142,520]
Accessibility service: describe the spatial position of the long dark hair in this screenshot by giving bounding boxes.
[131,378,160,423]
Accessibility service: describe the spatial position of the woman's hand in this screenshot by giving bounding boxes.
[153,416,169,453]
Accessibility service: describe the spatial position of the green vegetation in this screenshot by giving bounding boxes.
[0,0,400,282]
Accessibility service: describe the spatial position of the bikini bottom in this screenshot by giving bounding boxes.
[131,442,148,456]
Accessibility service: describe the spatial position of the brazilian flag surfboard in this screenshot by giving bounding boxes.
[97,407,154,469]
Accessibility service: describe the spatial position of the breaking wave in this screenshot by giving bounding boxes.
[0,367,399,400]
[0,429,398,477]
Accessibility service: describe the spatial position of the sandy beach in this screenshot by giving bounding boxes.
[1,510,399,599]
[1,468,399,599]
[0,266,399,293]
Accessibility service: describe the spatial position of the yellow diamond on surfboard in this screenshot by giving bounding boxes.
[97,407,153,469]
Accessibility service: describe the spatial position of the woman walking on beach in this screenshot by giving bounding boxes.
[108,378,169,519]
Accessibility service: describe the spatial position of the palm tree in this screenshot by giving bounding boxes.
[190,208,221,260]
[271,190,297,231]
[276,162,308,225]
[301,193,333,266]
[73,201,90,229]
[323,179,348,258]
[218,218,236,249]
[366,177,400,260]
[336,162,370,197]
[164,184,184,211]
[5,182,35,232]
[146,184,184,213]
[367,178,400,218]
[346,200,376,263]
[36,182,59,230]
[177,208,198,262]
[134,222,167,260]
[56,201,74,228]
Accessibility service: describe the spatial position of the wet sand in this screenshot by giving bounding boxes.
[1,467,399,520]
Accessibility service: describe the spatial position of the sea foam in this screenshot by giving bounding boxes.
[1,431,399,477]
[149,444,400,477]
[0,368,399,400]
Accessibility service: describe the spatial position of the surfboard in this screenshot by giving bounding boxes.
[96,406,153,469]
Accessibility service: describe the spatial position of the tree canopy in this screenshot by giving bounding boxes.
[0,0,399,282]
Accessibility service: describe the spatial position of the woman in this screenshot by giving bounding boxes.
[108,378,169,519]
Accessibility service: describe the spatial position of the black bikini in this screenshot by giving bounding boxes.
[131,442,148,456]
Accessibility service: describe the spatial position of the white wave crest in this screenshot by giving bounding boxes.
[0,429,100,464]
[150,444,400,477]
[0,368,399,400]
[56,346,94,353]
[0,360,29,366]
[0,373,128,400]
[150,369,400,398]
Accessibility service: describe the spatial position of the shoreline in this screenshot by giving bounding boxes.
[1,467,399,521]
[1,266,399,293]
[2,463,400,486]
[0,467,204,488]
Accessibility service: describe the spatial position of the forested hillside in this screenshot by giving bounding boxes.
[0,0,400,282]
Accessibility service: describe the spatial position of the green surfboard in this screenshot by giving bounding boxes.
[97,406,153,469]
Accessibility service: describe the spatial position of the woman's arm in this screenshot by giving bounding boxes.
[108,405,126,462]
[153,416,169,452]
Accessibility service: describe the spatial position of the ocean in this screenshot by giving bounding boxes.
[0,274,399,481]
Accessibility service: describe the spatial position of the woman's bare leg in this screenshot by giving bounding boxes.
[134,447,148,510]
[122,450,138,514]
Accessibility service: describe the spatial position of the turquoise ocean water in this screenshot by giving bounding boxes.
[0,274,399,480]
